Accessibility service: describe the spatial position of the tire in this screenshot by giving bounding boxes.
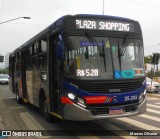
[41,98,52,122]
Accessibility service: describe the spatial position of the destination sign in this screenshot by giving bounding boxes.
[75,19,134,32]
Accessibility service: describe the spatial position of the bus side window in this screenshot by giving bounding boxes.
[39,37,47,69]
[16,52,21,70]
[26,46,32,70]
[32,41,40,69]
[32,56,40,69]
[41,39,47,53]
[39,54,47,69]
[33,42,39,55]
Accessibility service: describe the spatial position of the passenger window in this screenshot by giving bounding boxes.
[39,54,47,69]
[33,42,39,54]
[32,56,39,69]
[29,47,32,56]
[26,46,32,69]
[41,38,47,53]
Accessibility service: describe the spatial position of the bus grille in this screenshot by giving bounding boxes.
[78,79,143,93]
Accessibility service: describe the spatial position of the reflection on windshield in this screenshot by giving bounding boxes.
[112,40,144,79]
[64,36,144,80]
[120,34,129,56]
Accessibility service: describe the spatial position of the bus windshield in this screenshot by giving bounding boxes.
[64,36,144,80]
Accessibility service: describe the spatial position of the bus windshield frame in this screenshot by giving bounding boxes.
[64,35,144,80]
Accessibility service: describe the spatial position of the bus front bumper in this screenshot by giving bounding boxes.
[63,96,147,121]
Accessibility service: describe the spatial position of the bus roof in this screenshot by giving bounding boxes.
[10,14,140,55]
[61,14,136,22]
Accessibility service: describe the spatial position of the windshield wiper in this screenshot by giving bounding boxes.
[85,31,105,56]
[118,42,122,71]
[102,40,107,71]
[85,31,106,71]
[117,34,129,71]
[120,34,129,56]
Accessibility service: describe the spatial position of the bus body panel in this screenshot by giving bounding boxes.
[63,80,146,120]
[26,71,34,104]
[63,96,147,121]
[26,70,49,107]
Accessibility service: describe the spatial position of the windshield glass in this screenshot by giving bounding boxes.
[64,36,144,80]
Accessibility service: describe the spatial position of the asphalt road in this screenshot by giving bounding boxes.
[0,85,160,139]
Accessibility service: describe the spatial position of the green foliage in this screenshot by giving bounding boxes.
[0,68,9,74]
[144,55,152,64]
[146,70,160,78]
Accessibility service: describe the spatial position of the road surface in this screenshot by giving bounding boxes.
[0,85,160,139]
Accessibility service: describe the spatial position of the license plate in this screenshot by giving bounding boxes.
[109,108,123,115]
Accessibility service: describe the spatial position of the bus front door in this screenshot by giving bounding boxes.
[49,34,62,116]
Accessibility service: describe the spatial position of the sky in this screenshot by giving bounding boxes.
[0,0,160,68]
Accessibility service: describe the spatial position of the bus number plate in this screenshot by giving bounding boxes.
[125,95,137,102]
[109,108,123,115]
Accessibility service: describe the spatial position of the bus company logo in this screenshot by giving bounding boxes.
[105,96,118,103]
[109,89,121,92]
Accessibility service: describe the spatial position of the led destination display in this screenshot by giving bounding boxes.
[75,19,135,32]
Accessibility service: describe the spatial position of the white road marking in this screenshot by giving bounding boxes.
[20,112,49,138]
[95,120,137,139]
[138,114,160,122]
[147,104,160,108]
[147,97,158,100]
[155,103,160,105]
[117,117,160,130]
[147,108,160,114]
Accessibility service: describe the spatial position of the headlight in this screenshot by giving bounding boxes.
[67,91,86,108]
[67,92,76,100]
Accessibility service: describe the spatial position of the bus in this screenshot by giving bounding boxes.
[9,14,147,121]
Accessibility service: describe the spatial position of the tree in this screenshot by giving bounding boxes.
[144,55,152,64]
[144,55,152,69]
